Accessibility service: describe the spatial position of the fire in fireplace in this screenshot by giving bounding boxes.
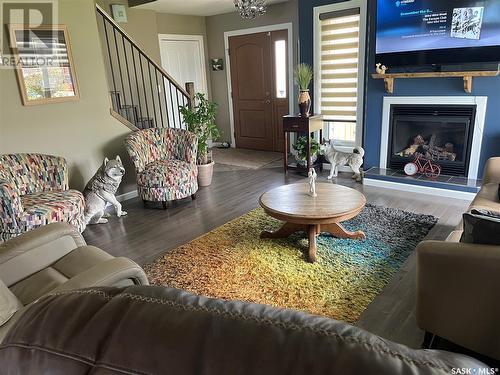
[387,105,476,177]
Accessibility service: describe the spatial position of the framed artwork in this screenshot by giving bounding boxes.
[211,58,224,71]
[9,25,80,106]
[111,4,128,23]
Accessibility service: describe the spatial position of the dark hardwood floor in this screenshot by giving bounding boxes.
[83,163,470,350]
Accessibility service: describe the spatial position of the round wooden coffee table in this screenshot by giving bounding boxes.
[259,183,366,263]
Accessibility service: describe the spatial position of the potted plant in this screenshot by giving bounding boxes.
[293,136,320,167]
[295,63,313,117]
[180,93,221,187]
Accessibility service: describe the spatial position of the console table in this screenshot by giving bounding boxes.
[283,115,324,173]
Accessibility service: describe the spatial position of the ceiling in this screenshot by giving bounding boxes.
[135,0,289,17]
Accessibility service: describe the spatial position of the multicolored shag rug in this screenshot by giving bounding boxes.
[144,205,437,324]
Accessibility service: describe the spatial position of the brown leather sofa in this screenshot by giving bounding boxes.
[0,285,487,374]
[0,223,148,340]
[417,157,500,360]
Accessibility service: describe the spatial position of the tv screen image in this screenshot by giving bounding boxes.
[376,0,500,65]
[451,7,484,40]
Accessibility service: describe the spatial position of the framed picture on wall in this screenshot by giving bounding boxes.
[9,25,80,106]
[211,58,224,71]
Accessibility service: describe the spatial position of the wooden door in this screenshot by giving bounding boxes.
[229,30,289,151]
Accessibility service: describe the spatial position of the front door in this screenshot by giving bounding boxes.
[229,30,289,151]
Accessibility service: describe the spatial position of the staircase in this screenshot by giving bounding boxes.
[96,4,194,130]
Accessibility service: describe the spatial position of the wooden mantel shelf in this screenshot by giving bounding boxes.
[372,71,499,94]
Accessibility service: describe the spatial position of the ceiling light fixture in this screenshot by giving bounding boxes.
[234,0,267,20]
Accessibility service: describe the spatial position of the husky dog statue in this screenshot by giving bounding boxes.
[320,141,364,182]
[83,156,127,225]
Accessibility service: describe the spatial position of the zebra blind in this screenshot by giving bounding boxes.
[14,30,70,67]
[319,8,361,141]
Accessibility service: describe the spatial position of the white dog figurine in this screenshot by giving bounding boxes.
[320,141,365,182]
[308,168,317,197]
[83,156,127,225]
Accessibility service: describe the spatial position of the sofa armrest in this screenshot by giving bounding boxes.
[482,157,500,185]
[416,240,500,359]
[0,223,86,287]
[49,257,149,293]
[0,179,24,232]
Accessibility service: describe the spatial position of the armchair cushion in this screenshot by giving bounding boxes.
[461,209,500,245]
[20,190,85,232]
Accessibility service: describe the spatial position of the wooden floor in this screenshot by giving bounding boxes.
[83,163,470,349]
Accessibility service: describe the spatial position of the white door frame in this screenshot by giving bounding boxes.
[224,23,294,148]
[158,33,208,95]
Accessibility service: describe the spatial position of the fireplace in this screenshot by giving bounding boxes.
[387,105,476,177]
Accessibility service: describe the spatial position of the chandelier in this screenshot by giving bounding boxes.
[234,0,267,20]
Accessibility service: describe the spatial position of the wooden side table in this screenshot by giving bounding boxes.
[283,115,324,173]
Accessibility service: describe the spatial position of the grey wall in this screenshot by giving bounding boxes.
[206,0,299,144]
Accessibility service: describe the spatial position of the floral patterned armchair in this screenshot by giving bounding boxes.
[0,154,86,242]
[125,128,198,207]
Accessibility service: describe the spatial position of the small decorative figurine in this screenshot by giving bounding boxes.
[308,168,317,197]
[376,63,388,75]
[404,154,441,179]
[320,141,364,182]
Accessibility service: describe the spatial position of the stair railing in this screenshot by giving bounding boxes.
[96,4,194,130]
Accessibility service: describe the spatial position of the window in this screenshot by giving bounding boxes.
[315,2,366,146]
[275,40,287,99]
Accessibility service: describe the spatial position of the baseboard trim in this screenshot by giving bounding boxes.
[116,190,138,202]
[363,178,475,201]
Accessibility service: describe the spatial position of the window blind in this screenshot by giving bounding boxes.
[319,8,360,124]
[14,30,70,67]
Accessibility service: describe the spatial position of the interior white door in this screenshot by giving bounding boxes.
[159,36,207,96]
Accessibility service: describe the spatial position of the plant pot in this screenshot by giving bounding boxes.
[197,161,215,187]
[296,154,317,167]
[298,90,311,117]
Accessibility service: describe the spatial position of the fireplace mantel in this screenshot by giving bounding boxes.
[379,96,487,180]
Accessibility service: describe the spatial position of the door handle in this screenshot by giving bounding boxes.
[265,100,271,104]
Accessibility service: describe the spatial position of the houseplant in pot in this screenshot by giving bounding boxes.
[180,93,221,187]
[293,136,320,167]
[295,63,313,117]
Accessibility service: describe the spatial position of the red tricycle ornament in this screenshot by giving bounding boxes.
[404,154,441,179]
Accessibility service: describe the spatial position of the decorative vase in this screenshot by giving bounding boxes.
[298,90,311,117]
[197,161,215,187]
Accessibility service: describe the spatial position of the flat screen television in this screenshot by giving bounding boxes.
[376,0,500,67]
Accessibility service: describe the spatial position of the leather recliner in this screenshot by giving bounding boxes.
[0,223,148,340]
[0,285,487,374]
[417,157,500,360]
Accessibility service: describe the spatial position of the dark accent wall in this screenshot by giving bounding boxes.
[299,0,500,177]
